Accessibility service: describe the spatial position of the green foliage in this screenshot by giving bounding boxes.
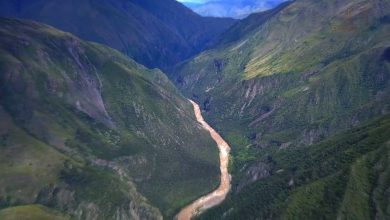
[173,0,390,156]
[0,18,220,219]
[337,156,373,220]
[173,2,390,219]
[59,164,130,214]
[0,205,69,220]
[284,173,347,220]
[199,115,390,219]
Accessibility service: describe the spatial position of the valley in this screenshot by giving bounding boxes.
[0,0,389,219]
[172,0,390,218]
[0,0,234,71]
[0,18,220,219]
[177,100,231,220]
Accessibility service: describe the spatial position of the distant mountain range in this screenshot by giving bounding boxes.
[180,0,288,18]
[0,0,234,71]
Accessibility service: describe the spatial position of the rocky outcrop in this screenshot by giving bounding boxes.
[236,162,270,193]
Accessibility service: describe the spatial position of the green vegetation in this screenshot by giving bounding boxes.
[173,0,390,154]
[172,0,390,218]
[0,0,389,219]
[198,115,390,219]
[0,18,220,219]
[337,156,372,220]
[0,205,69,220]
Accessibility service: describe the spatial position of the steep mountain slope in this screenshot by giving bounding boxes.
[0,0,234,71]
[200,115,390,219]
[171,0,390,218]
[0,18,220,218]
[173,0,390,161]
[209,1,292,47]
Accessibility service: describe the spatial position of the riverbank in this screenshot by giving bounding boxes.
[176,100,231,220]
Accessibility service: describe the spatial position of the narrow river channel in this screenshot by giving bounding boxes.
[176,100,231,220]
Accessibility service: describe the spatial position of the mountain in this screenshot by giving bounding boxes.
[202,115,390,219]
[181,0,288,18]
[171,0,390,218]
[0,0,235,71]
[0,18,221,219]
[1,0,390,219]
[209,1,292,46]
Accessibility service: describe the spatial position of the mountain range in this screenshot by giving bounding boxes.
[172,0,390,218]
[0,18,220,219]
[181,0,287,18]
[0,0,234,71]
[0,0,389,219]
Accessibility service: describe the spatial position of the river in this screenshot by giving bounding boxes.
[176,100,231,220]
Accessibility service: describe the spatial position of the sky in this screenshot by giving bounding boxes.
[177,0,287,18]
[178,0,209,3]
[177,0,212,3]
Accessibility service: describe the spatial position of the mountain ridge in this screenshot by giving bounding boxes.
[0,0,235,71]
[0,0,389,219]
[181,0,288,18]
[0,17,220,219]
[171,0,390,217]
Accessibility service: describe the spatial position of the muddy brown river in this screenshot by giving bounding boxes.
[176,100,231,220]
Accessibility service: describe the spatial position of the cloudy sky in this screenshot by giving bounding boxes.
[178,0,208,2]
[177,0,287,18]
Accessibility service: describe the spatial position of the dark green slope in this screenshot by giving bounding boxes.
[171,0,390,218]
[0,18,220,218]
[0,0,234,71]
[131,0,235,53]
[200,115,390,219]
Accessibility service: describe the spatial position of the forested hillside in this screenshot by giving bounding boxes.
[0,18,220,219]
[172,0,390,218]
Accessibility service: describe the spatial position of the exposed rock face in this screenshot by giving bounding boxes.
[65,40,114,128]
[92,159,163,220]
[173,0,390,151]
[236,162,270,192]
[171,2,390,218]
[0,18,220,219]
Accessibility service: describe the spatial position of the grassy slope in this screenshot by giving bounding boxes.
[0,205,69,220]
[173,0,390,179]
[172,0,390,218]
[0,18,219,218]
[199,115,390,219]
[174,0,389,143]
